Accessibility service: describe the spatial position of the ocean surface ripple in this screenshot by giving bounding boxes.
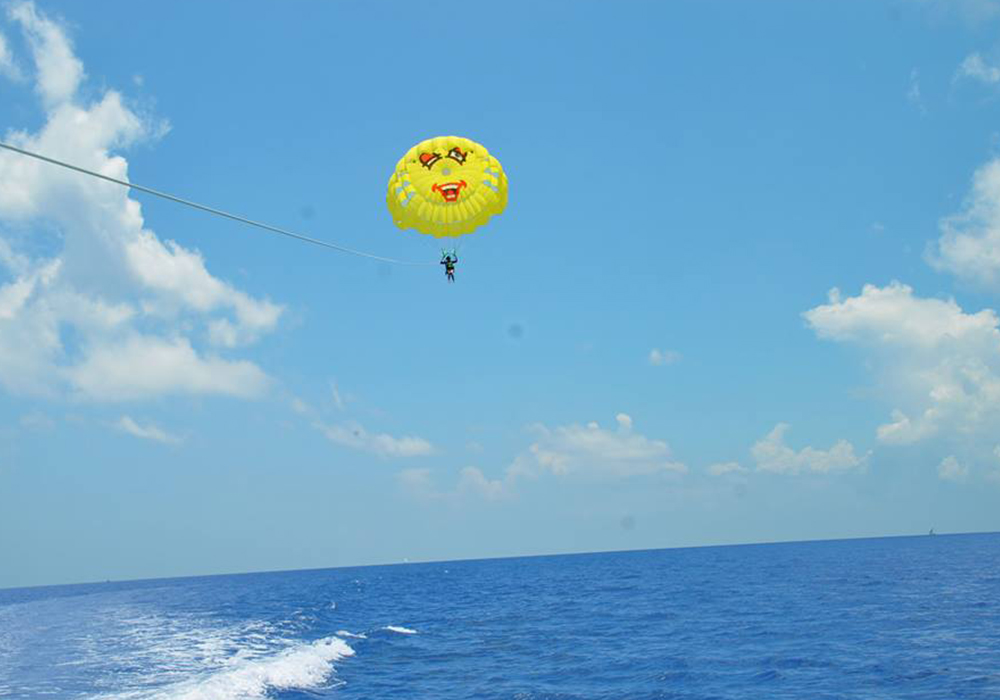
[1,533,998,699]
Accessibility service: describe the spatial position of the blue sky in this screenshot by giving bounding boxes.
[3,0,1000,588]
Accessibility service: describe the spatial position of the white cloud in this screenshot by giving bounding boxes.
[0,28,22,80]
[116,415,181,444]
[751,423,865,475]
[399,413,685,504]
[69,335,269,401]
[397,465,509,502]
[315,420,432,458]
[8,1,83,107]
[126,233,281,347]
[524,413,687,478]
[330,380,345,410]
[927,159,1000,290]
[457,467,507,500]
[989,445,1000,482]
[707,461,747,476]
[649,348,681,366]
[0,2,281,402]
[804,282,1000,444]
[937,455,969,481]
[957,53,1000,84]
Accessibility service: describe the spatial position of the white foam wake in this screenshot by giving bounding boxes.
[106,636,354,700]
[383,625,418,635]
[335,630,367,639]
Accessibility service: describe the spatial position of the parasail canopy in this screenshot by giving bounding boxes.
[386,136,508,239]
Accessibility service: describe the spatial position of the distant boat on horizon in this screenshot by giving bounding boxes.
[929,528,936,536]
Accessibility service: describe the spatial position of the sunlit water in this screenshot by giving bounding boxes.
[2,533,999,699]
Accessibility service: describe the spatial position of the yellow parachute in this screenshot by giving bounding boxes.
[386,136,508,238]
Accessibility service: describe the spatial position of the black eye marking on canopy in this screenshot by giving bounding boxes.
[419,152,442,169]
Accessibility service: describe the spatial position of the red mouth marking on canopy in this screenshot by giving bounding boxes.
[431,180,467,202]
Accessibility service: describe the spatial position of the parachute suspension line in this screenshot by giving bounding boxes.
[0,141,433,267]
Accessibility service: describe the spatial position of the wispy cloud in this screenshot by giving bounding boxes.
[0,2,281,403]
[707,461,747,476]
[957,52,1000,83]
[19,410,53,430]
[0,28,22,80]
[115,415,181,444]
[649,348,681,366]
[908,0,1000,24]
[397,465,510,502]
[398,467,435,497]
[315,420,432,458]
[330,380,345,410]
[751,423,866,475]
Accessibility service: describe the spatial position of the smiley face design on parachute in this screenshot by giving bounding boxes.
[387,135,508,238]
[420,147,469,202]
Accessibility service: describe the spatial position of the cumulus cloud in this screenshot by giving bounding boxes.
[927,159,1000,290]
[69,335,269,401]
[524,413,687,478]
[8,1,82,106]
[115,415,181,444]
[804,282,1000,444]
[751,423,865,475]
[399,413,685,503]
[649,348,681,366]
[937,455,969,481]
[957,53,1000,84]
[315,420,432,458]
[0,2,281,402]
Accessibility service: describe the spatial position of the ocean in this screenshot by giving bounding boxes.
[1,533,998,699]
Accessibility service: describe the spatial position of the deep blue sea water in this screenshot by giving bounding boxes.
[2,533,999,699]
